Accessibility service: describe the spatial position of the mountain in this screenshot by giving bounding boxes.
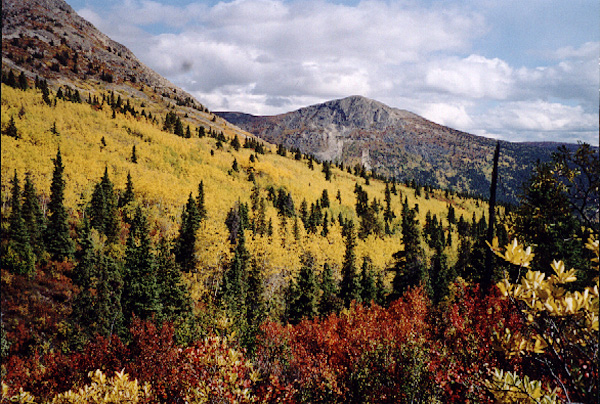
[217,96,577,204]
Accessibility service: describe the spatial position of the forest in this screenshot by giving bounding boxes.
[1,73,598,403]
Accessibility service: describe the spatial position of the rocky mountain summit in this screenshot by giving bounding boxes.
[217,96,575,203]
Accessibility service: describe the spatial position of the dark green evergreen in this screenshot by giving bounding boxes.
[287,252,318,324]
[319,262,341,316]
[122,207,161,324]
[94,253,125,339]
[359,256,376,304]
[3,171,35,274]
[22,172,46,257]
[196,181,207,221]
[119,172,135,208]
[244,255,265,350]
[221,228,250,321]
[4,116,19,139]
[88,168,119,243]
[391,201,428,299]
[340,220,361,307]
[45,149,74,261]
[155,237,192,321]
[231,134,241,151]
[174,193,200,271]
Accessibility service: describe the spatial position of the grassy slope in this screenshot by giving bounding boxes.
[1,83,489,303]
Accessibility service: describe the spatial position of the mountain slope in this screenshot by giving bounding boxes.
[217,96,576,204]
[1,0,252,140]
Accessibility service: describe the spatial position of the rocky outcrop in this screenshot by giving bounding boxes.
[217,96,577,203]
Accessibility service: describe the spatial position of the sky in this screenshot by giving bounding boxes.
[68,0,599,145]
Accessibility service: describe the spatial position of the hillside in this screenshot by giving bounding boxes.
[1,83,489,283]
[217,96,578,204]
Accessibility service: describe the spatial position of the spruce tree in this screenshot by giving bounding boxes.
[4,171,35,274]
[196,181,207,221]
[123,207,161,323]
[244,255,265,350]
[45,149,74,261]
[94,253,125,339]
[231,134,241,151]
[18,71,28,90]
[119,172,135,208]
[340,220,361,307]
[155,237,192,321]
[384,183,395,233]
[359,256,376,305]
[70,218,97,347]
[4,116,19,139]
[174,193,200,271]
[131,145,138,163]
[319,262,341,316]
[89,168,119,243]
[287,252,318,324]
[221,228,250,321]
[22,172,46,257]
[391,202,428,299]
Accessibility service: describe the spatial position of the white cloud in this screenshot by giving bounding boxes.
[425,54,513,99]
[76,0,599,145]
[420,103,475,130]
[482,100,598,143]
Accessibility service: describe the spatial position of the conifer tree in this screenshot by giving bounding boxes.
[71,218,124,340]
[391,202,428,298]
[18,71,28,90]
[196,181,207,221]
[244,255,265,350]
[123,207,161,323]
[95,253,125,339]
[131,145,138,163]
[287,252,318,324]
[155,237,192,321]
[360,256,376,304]
[319,262,341,316]
[340,220,361,307]
[321,189,330,208]
[3,171,35,274]
[22,172,46,258]
[119,172,135,208]
[174,193,200,271]
[45,149,74,261]
[3,116,19,139]
[384,184,396,236]
[322,161,332,181]
[89,168,119,243]
[221,228,250,321]
[231,134,241,151]
[321,212,329,237]
[70,218,97,346]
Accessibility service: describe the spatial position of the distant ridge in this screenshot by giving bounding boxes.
[217,96,581,204]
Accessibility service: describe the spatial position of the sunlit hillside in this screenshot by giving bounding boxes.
[1,83,490,298]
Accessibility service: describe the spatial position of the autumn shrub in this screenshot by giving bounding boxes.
[486,237,599,403]
[255,286,440,403]
[428,279,522,403]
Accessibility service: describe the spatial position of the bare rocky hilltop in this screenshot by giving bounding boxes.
[217,96,578,204]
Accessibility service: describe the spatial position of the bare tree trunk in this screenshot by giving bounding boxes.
[484,141,500,290]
